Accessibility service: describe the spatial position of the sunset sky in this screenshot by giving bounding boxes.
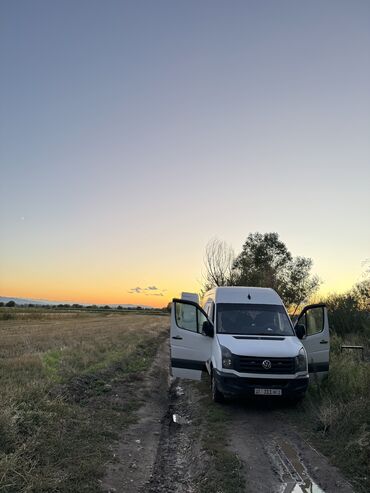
[1,1,369,307]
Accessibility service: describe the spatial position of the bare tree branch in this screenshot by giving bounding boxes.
[202,238,235,292]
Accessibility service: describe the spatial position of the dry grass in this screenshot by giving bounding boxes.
[0,311,169,492]
[297,333,370,492]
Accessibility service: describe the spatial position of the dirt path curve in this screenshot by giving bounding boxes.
[226,399,354,493]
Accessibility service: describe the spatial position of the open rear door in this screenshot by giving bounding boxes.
[296,304,330,378]
[170,298,212,380]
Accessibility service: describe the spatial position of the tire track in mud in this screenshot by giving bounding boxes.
[142,384,203,493]
[102,341,203,493]
[102,340,171,493]
[226,399,354,493]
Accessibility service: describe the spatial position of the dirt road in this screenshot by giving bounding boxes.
[103,340,354,493]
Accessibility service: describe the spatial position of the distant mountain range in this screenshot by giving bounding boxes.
[0,296,153,309]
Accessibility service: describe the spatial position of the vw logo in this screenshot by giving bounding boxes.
[262,359,272,370]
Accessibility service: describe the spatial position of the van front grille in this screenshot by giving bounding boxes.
[234,355,295,374]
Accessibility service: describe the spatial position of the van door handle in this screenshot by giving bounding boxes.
[172,335,183,340]
[320,339,328,344]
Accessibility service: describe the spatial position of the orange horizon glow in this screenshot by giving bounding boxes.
[0,288,176,308]
[1,276,360,309]
[0,239,365,309]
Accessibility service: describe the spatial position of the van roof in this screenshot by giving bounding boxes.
[203,286,284,305]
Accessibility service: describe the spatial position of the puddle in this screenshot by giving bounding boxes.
[276,441,325,493]
[175,385,185,396]
[281,483,324,493]
[172,413,191,425]
[171,367,203,380]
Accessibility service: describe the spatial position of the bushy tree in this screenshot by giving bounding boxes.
[5,300,16,307]
[352,278,370,311]
[233,233,291,286]
[324,296,369,337]
[232,233,320,308]
[166,302,172,312]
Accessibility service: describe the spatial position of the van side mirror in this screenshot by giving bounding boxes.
[202,321,214,338]
[295,324,306,340]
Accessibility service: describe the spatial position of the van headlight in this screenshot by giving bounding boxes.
[295,348,307,372]
[221,345,233,369]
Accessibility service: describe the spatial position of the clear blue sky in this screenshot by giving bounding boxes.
[1,0,369,304]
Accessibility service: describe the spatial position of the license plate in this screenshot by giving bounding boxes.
[254,388,282,396]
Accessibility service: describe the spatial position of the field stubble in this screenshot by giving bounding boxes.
[0,311,169,493]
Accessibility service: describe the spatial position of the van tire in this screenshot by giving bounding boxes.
[211,370,225,403]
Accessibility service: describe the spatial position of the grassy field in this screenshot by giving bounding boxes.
[0,310,168,493]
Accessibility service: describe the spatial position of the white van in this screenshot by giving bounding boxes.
[170,287,329,402]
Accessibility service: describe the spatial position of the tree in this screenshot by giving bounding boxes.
[5,300,16,307]
[323,288,369,336]
[352,279,370,311]
[202,238,235,292]
[232,233,320,308]
[117,305,123,310]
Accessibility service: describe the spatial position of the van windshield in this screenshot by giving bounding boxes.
[216,303,294,336]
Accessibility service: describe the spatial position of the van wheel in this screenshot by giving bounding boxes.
[211,370,225,403]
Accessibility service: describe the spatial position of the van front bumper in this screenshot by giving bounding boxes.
[214,369,309,398]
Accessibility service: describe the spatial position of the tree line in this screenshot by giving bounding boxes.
[0,302,165,311]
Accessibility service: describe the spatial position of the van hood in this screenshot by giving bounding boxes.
[217,334,303,358]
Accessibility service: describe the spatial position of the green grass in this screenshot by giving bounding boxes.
[295,333,370,492]
[0,307,90,321]
[42,349,64,382]
[0,312,168,492]
[0,307,167,321]
[194,379,246,493]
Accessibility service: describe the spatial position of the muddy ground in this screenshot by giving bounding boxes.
[102,341,354,493]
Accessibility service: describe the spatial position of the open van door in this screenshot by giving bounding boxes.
[296,304,330,378]
[171,298,213,380]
